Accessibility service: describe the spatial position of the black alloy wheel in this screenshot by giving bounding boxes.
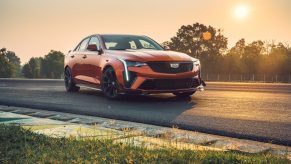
[102,67,120,99]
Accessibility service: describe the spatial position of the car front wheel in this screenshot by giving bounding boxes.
[102,67,120,99]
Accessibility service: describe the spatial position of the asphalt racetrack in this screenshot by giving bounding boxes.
[0,79,290,146]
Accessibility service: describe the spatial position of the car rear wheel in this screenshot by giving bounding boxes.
[102,67,120,99]
[173,91,196,97]
[64,68,80,92]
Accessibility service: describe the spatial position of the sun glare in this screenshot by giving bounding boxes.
[234,5,249,20]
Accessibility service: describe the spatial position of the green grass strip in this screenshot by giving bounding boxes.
[0,124,289,164]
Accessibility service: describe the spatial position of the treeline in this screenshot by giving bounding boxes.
[22,50,64,78]
[0,49,64,79]
[163,22,291,76]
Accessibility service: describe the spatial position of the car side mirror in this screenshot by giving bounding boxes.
[87,44,98,51]
[163,45,170,51]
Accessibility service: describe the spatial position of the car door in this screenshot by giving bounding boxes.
[81,36,102,86]
[75,37,90,82]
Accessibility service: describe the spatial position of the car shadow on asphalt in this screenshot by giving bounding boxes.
[52,89,198,128]
[79,89,195,103]
[75,89,196,118]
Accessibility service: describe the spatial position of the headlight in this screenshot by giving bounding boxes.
[118,59,147,82]
[126,61,147,67]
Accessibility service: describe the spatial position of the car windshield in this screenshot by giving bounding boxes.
[101,35,164,51]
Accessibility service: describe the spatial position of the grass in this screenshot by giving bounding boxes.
[0,124,289,164]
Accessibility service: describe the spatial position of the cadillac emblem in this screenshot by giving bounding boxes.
[170,63,179,68]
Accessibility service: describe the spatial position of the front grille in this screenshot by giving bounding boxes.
[139,78,199,90]
[147,62,193,74]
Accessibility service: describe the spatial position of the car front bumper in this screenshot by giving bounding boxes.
[117,65,205,94]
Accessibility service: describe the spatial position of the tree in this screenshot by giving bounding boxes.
[40,50,64,79]
[0,48,20,78]
[167,22,228,74]
[22,57,42,78]
[222,39,245,74]
[161,41,171,47]
[0,54,14,78]
[5,51,21,77]
[22,63,33,78]
[241,40,265,74]
[0,48,6,54]
[22,50,64,79]
[266,42,289,74]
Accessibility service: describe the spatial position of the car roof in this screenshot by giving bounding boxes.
[91,34,145,37]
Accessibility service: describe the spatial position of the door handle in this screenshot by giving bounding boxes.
[82,55,87,59]
[70,55,75,58]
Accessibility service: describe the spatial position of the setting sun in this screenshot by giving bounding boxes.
[234,5,250,19]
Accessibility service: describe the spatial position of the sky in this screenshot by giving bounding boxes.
[0,0,291,64]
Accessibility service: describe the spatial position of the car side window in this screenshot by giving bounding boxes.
[79,38,90,51]
[88,36,100,50]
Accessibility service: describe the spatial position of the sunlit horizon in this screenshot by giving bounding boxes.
[0,0,291,64]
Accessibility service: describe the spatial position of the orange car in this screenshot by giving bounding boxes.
[64,34,206,99]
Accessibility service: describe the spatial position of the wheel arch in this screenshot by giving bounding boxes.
[101,61,125,89]
[64,65,77,84]
[64,65,70,71]
[102,64,114,73]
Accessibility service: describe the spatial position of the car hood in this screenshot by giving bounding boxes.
[104,49,195,62]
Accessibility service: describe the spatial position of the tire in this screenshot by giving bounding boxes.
[102,67,120,99]
[64,68,80,92]
[173,91,196,97]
